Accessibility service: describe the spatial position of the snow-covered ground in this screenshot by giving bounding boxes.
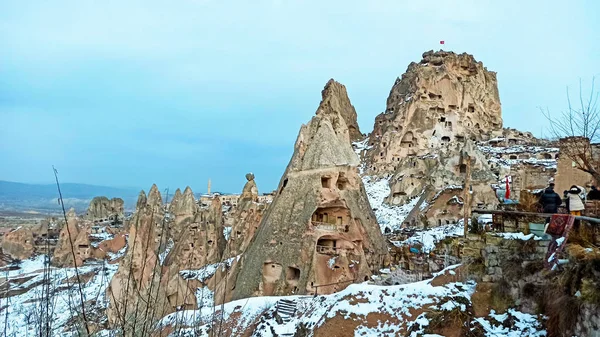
[478,145,558,169]
[161,265,547,337]
[0,255,118,336]
[391,222,465,253]
[362,176,421,232]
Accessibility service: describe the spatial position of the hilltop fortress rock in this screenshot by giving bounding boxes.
[231,80,389,300]
[359,51,502,228]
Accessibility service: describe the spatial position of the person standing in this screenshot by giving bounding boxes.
[566,185,585,216]
[539,183,563,214]
[587,186,600,200]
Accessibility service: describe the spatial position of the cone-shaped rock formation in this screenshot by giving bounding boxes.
[231,80,389,300]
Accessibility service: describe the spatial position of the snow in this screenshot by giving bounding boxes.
[163,265,477,336]
[162,264,544,337]
[89,231,113,241]
[555,237,565,245]
[0,256,118,336]
[0,254,46,278]
[362,176,422,232]
[159,238,175,265]
[478,214,493,224]
[223,226,232,241]
[107,235,128,261]
[478,145,559,155]
[327,257,336,270]
[180,255,240,283]
[494,232,542,241]
[391,222,465,253]
[475,309,546,337]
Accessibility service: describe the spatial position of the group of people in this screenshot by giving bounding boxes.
[539,183,600,216]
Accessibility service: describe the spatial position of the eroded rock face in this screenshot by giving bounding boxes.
[52,208,87,267]
[1,227,35,260]
[86,196,124,223]
[165,191,226,270]
[231,80,389,301]
[359,51,502,227]
[224,174,266,258]
[107,185,188,332]
[318,79,363,142]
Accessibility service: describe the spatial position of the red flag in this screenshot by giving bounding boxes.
[440,40,445,45]
[505,176,510,200]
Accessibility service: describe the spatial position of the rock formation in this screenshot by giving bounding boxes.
[167,187,199,242]
[52,208,87,266]
[164,189,226,270]
[107,185,200,332]
[319,79,363,142]
[224,173,265,258]
[107,185,189,332]
[230,80,389,301]
[86,196,124,224]
[1,227,35,260]
[359,51,503,228]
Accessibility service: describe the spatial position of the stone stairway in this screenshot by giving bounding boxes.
[276,298,297,323]
[275,298,297,336]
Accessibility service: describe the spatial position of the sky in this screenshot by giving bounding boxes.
[1,0,599,194]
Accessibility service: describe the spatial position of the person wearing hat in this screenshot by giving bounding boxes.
[566,185,585,216]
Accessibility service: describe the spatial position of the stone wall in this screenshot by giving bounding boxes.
[461,233,548,276]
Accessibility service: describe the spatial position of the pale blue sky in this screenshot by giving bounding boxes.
[1,0,599,193]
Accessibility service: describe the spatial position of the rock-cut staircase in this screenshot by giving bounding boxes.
[275,298,298,336]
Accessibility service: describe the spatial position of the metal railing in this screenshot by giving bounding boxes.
[473,209,600,224]
[313,278,357,296]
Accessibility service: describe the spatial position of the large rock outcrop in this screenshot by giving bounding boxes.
[52,208,88,266]
[164,189,226,270]
[1,227,35,260]
[86,196,124,223]
[107,185,194,333]
[359,51,502,228]
[231,80,389,301]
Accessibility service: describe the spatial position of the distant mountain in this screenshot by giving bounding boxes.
[0,180,140,213]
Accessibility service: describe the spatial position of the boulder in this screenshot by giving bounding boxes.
[1,227,35,260]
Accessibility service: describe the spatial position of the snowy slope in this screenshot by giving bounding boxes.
[362,175,420,232]
[160,265,546,337]
[0,256,118,336]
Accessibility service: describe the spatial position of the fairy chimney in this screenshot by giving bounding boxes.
[107,185,186,332]
[224,173,266,258]
[231,80,389,300]
[164,190,226,270]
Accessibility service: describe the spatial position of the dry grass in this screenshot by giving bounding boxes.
[490,279,514,313]
[543,287,581,337]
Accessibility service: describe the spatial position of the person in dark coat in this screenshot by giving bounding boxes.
[539,183,563,214]
[587,186,600,200]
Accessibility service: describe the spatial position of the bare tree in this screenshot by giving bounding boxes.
[542,78,600,182]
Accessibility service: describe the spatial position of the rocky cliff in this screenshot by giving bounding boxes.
[85,196,124,222]
[358,51,503,230]
[107,185,192,332]
[319,79,363,142]
[231,80,389,300]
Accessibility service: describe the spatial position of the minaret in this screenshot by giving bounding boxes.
[207,179,211,195]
